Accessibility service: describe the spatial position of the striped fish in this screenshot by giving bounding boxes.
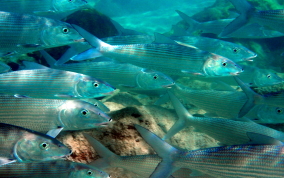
[0,68,115,99]
[0,11,83,57]
[135,124,284,178]
[0,160,109,178]
[0,123,70,166]
[0,95,111,133]
[70,25,243,77]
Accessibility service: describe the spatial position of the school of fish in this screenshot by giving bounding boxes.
[0,0,283,177]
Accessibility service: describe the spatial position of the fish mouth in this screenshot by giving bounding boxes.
[103,90,115,95]
[95,122,110,126]
[230,72,242,76]
[162,83,175,88]
[74,38,85,43]
[244,54,257,61]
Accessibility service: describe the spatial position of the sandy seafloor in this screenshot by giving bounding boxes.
[2,0,284,177]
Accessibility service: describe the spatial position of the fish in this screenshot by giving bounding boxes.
[0,123,71,166]
[220,0,284,37]
[84,133,203,178]
[0,95,111,134]
[0,65,115,99]
[171,35,257,62]
[69,24,243,77]
[135,124,284,178]
[101,34,154,45]
[176,10,284,38]
[0,11,83,57]
[41,50,175,90]
[164,91,284,145]
[0,0,90,19]
[0,160,109,178]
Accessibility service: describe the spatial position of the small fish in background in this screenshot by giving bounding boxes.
[0,95,111,134]
[164,91,284,145]
[135,124,284,178]
[41,50,175,91]
[69,24,243,77]
[0,0,91,20]
[0,63,115,99]
[176,10,284,38]
[170,26,257,62]
[0,11,84,57]
[220,0,284,37]
[0,160,109,178]
[0,123,71,166]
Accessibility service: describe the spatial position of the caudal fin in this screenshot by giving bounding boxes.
[219,0,255,37]
[135,125,179,178]
[175,10,200,34]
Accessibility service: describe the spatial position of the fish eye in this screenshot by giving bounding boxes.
[222,62,227,67]
[87,170,93,176]
[233,48,239,53]
[40,142,49,150]
[267,74,271,79]
[276,107,283,114]
[93,82,99,87]
[62,27,69,34]
[81,109,89,116]
[153,75,158,80]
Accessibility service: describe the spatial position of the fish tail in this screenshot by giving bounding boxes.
[163,91,190,140]
[175,10,200,34]
[84,133,119,169]
[234,76,264,118]
[40,50,57,67]
[135,125,179,178]
[219,0,255,37]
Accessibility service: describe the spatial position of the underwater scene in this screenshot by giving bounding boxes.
[1,0,284,177]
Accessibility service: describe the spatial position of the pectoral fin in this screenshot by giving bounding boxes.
[46,127,63,138]
[0,158,16,166]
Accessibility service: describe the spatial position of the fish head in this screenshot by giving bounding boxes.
[53,0,89,12]
[136,68,175,89]
[59,100,111,130]
[254,105,284,124]
[41,22,84,47]
[203,55,244,76]
[69,163,110,178]
[224,45,257,62]
[75,75,115,98]
[251,69,284,87]
[14,132,70,162]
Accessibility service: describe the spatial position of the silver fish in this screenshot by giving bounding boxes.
[0,67,115,99]
[164,91,284,145]
[136,124,284,178]
[0,123,71,166]
[220,0,284,37]
[0,0,90,19]
[176,10,284,38]
[101,34,154,45]
[41,50,174,90]
[70,25,243,77]
[0,160,109,178]
[0,95,111,133]
[0,11,83,57]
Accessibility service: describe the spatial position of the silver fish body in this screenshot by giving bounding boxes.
[71,25,243,77]
[0,160,109,178]
[0,11,83,57]
[0,123,70,165]
[0,95,111,132]
[0,69,115,99]
[101,35,154,45]
[171,36,257,62]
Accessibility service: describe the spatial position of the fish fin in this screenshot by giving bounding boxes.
[135,125,178,178]
[0,158,16,166]
[22,61,49,70]
[154,94,170,105]
[219,0,255,37]
[71,24,110,48]
[247,132,284,145]
[163,91,191,140]
[234,76,263,118]
[46,127,63,138]
[84,133,119,169]
[153,33,179,45]
[55,46,80,65]
[175,10,200,34]
[17,44,41,48]
[110,19,142,36]
[171,25,189,37]
[71,48,102,61]
[40,50,56,67]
